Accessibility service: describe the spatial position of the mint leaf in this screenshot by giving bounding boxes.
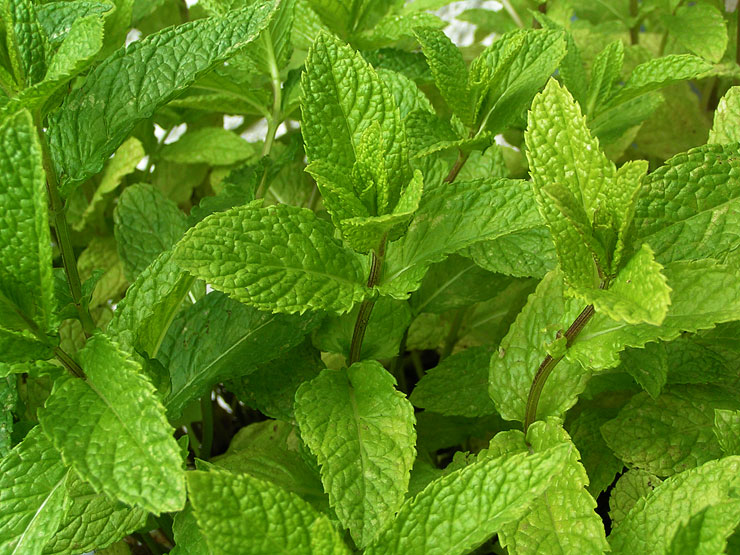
[159,291,320,418]
[620,342,669,399]
[584,40,623,117]
[667,501,740,555]
[498,420,609,555]
[38,333,185,514]
[188,469,349,555]
[160,127,258,166]
[3,0,49,87]
[295,361,416,547]
[113,183,188,280]
[0,427,67,555]
[365,442,571,555]
[466,226,557,279]
[0,109,55,336]
[411,346,497,417]
[608,457,740,554]
[174,203,368,314]
[377,67,434,118]
[609,469,662,529]
[0,376,15,456]
[568,406,624,496]
[48,1,277,188]
[632,143,740,264]
[36,1,112,47]
[708,86,740,144]
[171,504,209,555]
[602,385,740,477]
[662,3,728,63]
[490,269,587,422]
[714,408,740,456]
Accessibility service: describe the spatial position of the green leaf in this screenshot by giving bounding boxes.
[0,329,54,364]
[413,26,474,127]
[42,471,148,555]
[43,12,104,82]
[526,78,615,288]
[619,342,668,399]
[602,385,740,477]
[411,346,497,418]
[173,203,369,315]
[490,269,588,423]
[3,0,49,87]
[465,226,557,279]
[663,3,728,63]
[608,457,740,554]
[632,143,740,264]
[379,178,542,298]
[584,40,624,117]
[301,33,410,217]
[188,469,349,555]
[159,291,321,418]
[38,333,185,514]
[376,68,433,118]
[76,236,128,309]
[604,54,712,110]
[36,1,112,46]
[667,501,740,555]
[708,86,740,144]
[576,244,670,326]
[48,1,278,189]
[355,12,444,50]
[568,406,624,496]
[113,183,188,280]
[160,127,258,166]
[0,375,16,456]
[365,441,571,555]
[714,409,740,456]
[0,427,67,555]
[608,469,662,529]
[295,361,416,547]
[0,109,55,336]
[498,419,609,555]
[568,260,740,370]
[171,504,209,555]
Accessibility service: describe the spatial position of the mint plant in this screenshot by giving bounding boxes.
[1,0,740,553]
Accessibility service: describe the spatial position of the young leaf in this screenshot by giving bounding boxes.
[174,203,369,314]
[3,0,49,87]
[631,143,740,264]
[171,504,209,555]
[365,442,572,555]
[584,39,624,117]
[490,269,587,423]
[0,427,68,555]
[608,457,740,554]
[466,226,557,279]
[36,1,112,47]
[662,2,728,63]
[295,361,416,547]
[188,469,349,555]
[619,342,669,399]
[0,109,55,336]
[708,86,740,144]
[160,127,258,166]
[113,183,188,280]
[609,469,662,529]
[38,333,185,514]
[159,291,321,418]
[48,1,278,188]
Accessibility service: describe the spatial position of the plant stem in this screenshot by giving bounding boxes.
[523,303,596,432]
[257,30,283,199]
[54,346,86,379]
[440,308,465,360]
[444,150,470,184]
[200,393,214,461]
[348,235,387,365]
[501,0,524,28]
[629,0,640,45]
[34,113,96,337]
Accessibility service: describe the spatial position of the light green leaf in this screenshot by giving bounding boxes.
[411,346,497,417]
[295,361,416,547]
[525,78,614,288]
[42,471,148,555]
[605,54,711,109]
[36,1,112,46]
[75,137,144,232]
[608,469,662,529]
[44,12,104,82]
[667,501,740,555]
[160,127,258,166]
[113,183,188,280]
[584,40,623,117]
[365,442,571,555]
[608,457,740,554]
[3,0,49,87]
[355,12,444,49]
[490,269,588,423]
[568,407,624,496]
[602,385,740,477]
[663,3,728,63]
[377,68,433,119]
[590,92,663,144]
[0,375,16,456]
[159,291,321,418]
[0,329,53,364]
[632,143,740,264]
[173,203,369,315]
[608,159,648,270]
[188,469,349,555]
[576,244,670,326]
[466,226,557,279]
[619,342,668,399]
[301,33,409,214]
[379,178,542,298]
[38,333,185,514]
[49,1,278,188]
[0,109,55,336]
[306,0,398,39]
[568,260,740,370]
[76,236,128,309]
[413,26,474,127]
[0,427,67,555]
[498,419,609,555]
[708,86,740,144]
[171,504,209,555]
[714,408,740,456]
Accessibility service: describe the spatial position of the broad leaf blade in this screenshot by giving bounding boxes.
[295,361,416,547]
[38,333,185,514]
[708,86,740,144]
[663,3,728,64]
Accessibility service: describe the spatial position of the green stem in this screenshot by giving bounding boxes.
[523,303,596,432]
[389,328,409,380]
[440,308,465,360]
[500,0,524,28]
[200,393,214,461]
[257,30,283,199]
[444,150,470,184]
[54,346,86,379]
[629,0,640,45]
[34,113,96,337]
[348,235,387,366]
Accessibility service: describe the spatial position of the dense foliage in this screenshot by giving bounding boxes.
[1,0,740,553]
